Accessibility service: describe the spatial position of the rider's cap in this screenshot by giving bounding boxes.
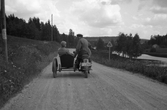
[77,34,83,37]
[61,41,66,47]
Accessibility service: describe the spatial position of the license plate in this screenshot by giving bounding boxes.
[82,62,92,66]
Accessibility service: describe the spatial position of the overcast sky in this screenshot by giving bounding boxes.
[5,0,167,39]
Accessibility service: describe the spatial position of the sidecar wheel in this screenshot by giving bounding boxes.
[52,58,58,78]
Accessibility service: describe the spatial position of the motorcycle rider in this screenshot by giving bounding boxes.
[74,34,92,70]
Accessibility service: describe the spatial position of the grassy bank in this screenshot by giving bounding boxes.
[91,50,167,84]
[0,36,60,108]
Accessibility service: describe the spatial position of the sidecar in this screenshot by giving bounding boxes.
[52,54,91,78]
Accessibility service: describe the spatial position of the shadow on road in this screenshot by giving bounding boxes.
[42,71,95,79]
[56,72,84,78]
[42,72,85,79]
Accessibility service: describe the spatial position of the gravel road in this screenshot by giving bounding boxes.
[1,59,167,110]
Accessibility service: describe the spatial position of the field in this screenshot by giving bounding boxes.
[0,35,60,108]
[91,50,167,84]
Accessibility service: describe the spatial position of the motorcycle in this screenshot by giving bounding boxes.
[73,51,92,78]
[78,58,92,78]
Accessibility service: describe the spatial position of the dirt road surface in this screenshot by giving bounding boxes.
[2,61,167,110]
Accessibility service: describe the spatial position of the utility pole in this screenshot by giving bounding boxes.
[1,0,8,63]
[51,14,53,41]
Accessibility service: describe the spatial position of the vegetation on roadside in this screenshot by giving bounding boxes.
[0,35,60,108]
[91,50,167,84]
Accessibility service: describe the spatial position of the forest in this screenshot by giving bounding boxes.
[0,14,77,47]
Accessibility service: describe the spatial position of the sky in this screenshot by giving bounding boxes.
[5,0,167,39]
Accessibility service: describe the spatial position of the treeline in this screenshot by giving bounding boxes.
[4,14,60,41]
[115,33,142,58]
[60,29,77,47]
[148,34,167,48]
[96,33,142,59]
[0,14,77,47]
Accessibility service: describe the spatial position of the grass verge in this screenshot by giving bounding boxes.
[0,35,60,108]
[91,50,167,84]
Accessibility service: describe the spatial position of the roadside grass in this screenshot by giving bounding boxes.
[0,35,60,108]
[91,50,167,84]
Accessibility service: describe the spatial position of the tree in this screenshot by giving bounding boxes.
[41,20,51,41]
[6,14,27,37]
[115,33,142,59]
[148,34,167,48]
[27,22,40,40]
[115,32,127,57]
[53,25,60,42]
[68,29,75,47]
[5,14,61,41]
[60,33,68,42]
[96,38,105,50]
[125,34,133,59]
[131,33,142,58]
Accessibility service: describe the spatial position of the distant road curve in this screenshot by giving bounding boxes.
[138,54,167,64]
[112,51,167,64]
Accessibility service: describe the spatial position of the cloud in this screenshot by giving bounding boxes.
[130,24,144,29]
[5,0,60,22]
[70,0,123,28]
[138,0,148,11]
[144,14,167,26]
[150,6,167,14]
[138,0,167,14]
[149,0,167,14]
[110,0,132,5]
[152,0,167,8]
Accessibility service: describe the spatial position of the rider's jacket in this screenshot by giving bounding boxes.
[76,38,91,59]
